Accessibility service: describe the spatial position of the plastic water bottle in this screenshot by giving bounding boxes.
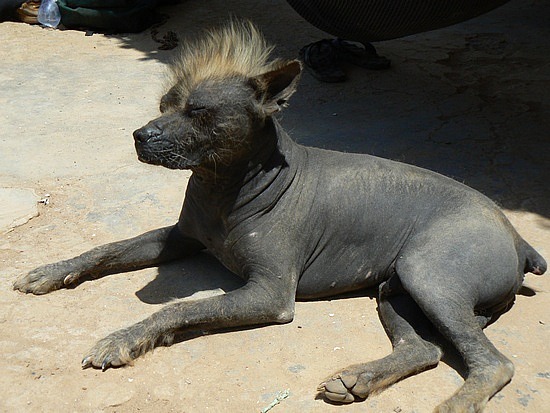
[37,0,61,28]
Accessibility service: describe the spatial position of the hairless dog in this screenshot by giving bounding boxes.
[14,20,546,412]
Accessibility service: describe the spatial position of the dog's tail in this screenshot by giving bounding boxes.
[520,239,547,275]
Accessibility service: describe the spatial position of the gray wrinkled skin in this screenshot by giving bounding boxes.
[14,28,546,413]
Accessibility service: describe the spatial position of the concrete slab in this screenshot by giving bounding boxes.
[0,187,39,233]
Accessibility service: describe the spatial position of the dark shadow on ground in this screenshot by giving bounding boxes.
[101,0,550,219]
[135,252,244,304]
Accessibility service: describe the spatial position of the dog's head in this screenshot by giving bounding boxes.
[133,20,301,170]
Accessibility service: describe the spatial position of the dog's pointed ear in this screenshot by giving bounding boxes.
[252,60,302,115]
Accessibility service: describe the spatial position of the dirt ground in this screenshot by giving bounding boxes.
[1,0,548,412]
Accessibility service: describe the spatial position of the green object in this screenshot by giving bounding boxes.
[260,389,290,413]
[57,0,159,32]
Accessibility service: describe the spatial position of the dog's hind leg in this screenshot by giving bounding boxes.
[14,224,203,294]
[396,267,515,412]
[319,275,443,403]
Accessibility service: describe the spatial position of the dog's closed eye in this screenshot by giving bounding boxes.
[185,104,208,117]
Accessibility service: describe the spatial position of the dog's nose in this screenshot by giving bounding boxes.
[133,124,162,143]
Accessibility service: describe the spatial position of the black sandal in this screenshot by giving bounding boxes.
[299,39,347,83]
[332,39,391,70]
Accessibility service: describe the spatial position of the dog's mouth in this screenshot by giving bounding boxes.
[135,141,202,170]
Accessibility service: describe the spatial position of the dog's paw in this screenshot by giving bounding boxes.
[434,398,487,413]
[81,325,169,371]
[13,262,79,295]
[318,362,399,404]
[82,329,138,370]
[318,373,359,403]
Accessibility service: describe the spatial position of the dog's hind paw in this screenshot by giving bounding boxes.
[318,375,357,403]
[318,360,408,404]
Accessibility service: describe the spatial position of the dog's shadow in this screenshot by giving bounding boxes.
[135,252,245,304]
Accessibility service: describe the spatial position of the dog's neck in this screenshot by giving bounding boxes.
[187,118,300,216]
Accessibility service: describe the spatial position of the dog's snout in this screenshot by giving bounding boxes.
[133,124,162,143]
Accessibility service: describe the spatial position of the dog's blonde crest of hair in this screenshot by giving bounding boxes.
[170,19,280,97]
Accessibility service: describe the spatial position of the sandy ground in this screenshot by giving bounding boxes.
[1,0,549,412]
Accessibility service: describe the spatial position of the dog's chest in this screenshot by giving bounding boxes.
[189,212,247,275]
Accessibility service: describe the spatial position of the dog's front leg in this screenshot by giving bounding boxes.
[82,275,296,370]
[14,224,203,295]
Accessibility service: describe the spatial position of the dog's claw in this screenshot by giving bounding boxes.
[63,272,79,285]
[81,356,92,369]
[81,355,112,371]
